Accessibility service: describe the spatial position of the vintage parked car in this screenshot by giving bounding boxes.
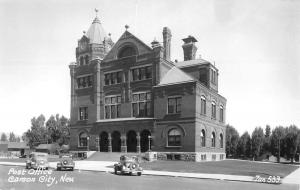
[114,155,143,176]
[19,154,27,158]
[57,154,75,171]
[26,152,49,170]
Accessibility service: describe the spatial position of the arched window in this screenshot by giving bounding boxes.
[200,96,206,115]
[168,129,181,146]
[211,132,216,147]
[211,101,216,119]
[118,46,137,58]
[79,132,88,147]
[85,55,89,65]
[220,133,224,148]
[80,56,84,66]
[200,129,206,147]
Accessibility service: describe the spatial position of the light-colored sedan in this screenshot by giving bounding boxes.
[26,152,49,170]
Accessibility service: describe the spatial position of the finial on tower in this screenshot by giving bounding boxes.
[125,25,129,31]
[95,8,99,17]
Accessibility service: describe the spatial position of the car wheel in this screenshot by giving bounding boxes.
[57,167,61,171]
[71,167,74,171]
[26,165,29,169]
[114,168,118,175]
[137,172,142,176]
[129,172,132,176]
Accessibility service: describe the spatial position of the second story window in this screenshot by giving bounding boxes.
[132,92,151,117]
[220,106,224,122]
[131,66,152,81]
[77,75,93,89]
[168,97,181,114]
[104,71,122,85]
[211,101,216,119]
[104,95,121,119]
[79,107,88,120]
[200,96,206,115]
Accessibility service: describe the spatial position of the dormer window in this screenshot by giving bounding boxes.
[118,46,137,59]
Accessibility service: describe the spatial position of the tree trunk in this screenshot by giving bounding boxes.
[277,139,280,163]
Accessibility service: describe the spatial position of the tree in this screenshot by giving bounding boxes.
[263,125,271,153]
[226,125,239,158]
[271,126,286,163]
[237,132,251,158]
[265,125,271,138]
[25,114,47,148]
[21,132,27,142]
[15,136,21,142]
[285,125,300,163]
[251,127,265,160]
[1,133,7,141]
[8,132,17,142]
[46,114,70,145]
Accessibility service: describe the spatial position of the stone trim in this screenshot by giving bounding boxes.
[155,152,226,162]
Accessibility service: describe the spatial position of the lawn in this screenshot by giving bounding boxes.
[140,159,299,178]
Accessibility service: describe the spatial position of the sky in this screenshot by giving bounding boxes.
[0,0,299,137]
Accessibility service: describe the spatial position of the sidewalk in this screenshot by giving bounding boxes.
[0,161,297,185]
[282,167,300,185]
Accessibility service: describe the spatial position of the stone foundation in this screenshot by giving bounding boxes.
[155,152,226,162]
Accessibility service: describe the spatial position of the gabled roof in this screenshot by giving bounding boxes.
[174,58,210,68]
[103,30,152,61]
[85,17,108,44]
[118,31,152,51]
[157,66,195,86]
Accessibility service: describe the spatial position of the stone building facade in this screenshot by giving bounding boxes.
[69,15,227,161]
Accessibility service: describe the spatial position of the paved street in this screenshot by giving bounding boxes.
[0,165,298,190]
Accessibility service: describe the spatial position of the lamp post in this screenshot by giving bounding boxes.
[96,137,100,152]
[87,136,90,152]
[148,136,152,151]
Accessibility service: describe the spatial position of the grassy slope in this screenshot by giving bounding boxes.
[141,160,299,178]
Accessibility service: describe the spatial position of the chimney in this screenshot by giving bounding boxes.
[182,35,198,61]
[163,27,172,61]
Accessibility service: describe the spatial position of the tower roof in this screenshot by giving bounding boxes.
[85,16,108,44]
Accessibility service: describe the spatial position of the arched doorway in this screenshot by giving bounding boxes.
[127,130,137,152]
[140,130,151,152]
[111,131,121,152]
[100,132,108,152]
